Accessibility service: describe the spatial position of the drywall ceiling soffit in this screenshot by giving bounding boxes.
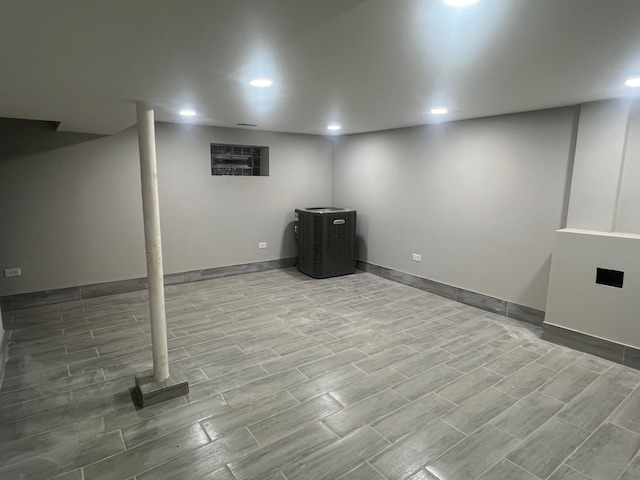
[1,0,640,136]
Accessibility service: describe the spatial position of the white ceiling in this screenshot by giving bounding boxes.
[1,0,640,136]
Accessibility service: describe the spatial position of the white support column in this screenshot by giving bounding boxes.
[136,102,169,382]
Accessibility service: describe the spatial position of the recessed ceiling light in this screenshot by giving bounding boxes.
[249,78,273,87]
[179,108,197,116]
[443,0,481,6]
[430,107,449,115]
[626,76,640,87]
[327,123,342,131]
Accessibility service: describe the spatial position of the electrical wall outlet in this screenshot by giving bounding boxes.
[259,242,267,249]
[4,267,22,278]
[412,254,421,262]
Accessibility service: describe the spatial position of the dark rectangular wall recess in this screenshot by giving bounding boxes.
[596,268,624,288]
[210,143,269,176]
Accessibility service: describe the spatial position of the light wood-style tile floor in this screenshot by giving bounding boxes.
[1,268,640,480]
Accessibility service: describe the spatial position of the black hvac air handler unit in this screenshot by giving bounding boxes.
[295,207,356,279]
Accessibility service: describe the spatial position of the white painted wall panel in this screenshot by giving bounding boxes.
[545,229,640,348]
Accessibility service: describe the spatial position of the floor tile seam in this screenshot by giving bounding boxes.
[6,323,67,335]
[615,456,640,480]
[555,386,627,426]
[120,413,213,452]
[8,330,64,343]
[368,421,399,446]
[538,377,604,406]
[245,394,328,442]
[0,390,73,426]
[0,419,68,447]
[534,356,580,374]
[351,461,392,480]
[259,354,340,377]
[484,385,520,405]
[600,363,626,380]
[547,462,600,480]
[445,362,479,377]
[545,358,599,381]
[436,414,474,441]
[174,345,248,366]
[288,424,390,477]
[396,364,461,395]
[241,397,322,440]
[488,408,533,441]
[400,343,423,356]
[560,422,630,480]
[508,414,594,478]
[0,430,125,478]
[577,360,617,376]
[486,339,527,357]
[113,433,211,480]
[520,342,554,356]
[543,463,581,480]
[243,423,265,451]
[420,423,490,476]
[330,375,400,408]
[325,386,413,430]
[348,362,374,378]
[444,349,501,375]
[0,450,76,477]
[446,396,521,438]
[89,324,147,339]
[533,379,577,406]
[258,364,276,378]
[483,359,531,378]
[602,417,640,440]
[176,335,253,355]
[483,456,536,480]
[65,345,152,369]
[0,375,107,409]
[384,364,411,381]
[11,346,103,368]
[4,345,74,363]
[0,429,79,468]
[108,404,198,442]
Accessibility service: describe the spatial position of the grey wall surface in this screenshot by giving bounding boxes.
[616,100,640,234]
[332,107,578,310]
[0,121,332,295]
[544,98,640,349]
[565,99,632,231]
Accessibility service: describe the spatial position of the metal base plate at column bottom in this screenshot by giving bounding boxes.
[133,368,189,408]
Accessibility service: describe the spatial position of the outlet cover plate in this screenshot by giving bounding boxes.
[412,254,421,262]
[4,268,22,278]
[259,242,267,249]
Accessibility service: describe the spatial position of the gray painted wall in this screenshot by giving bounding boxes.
[545,98,640,349]
[332,107,578,310]
[0,121,332,295]
[566,99,632,231]
[616,100,640,234]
